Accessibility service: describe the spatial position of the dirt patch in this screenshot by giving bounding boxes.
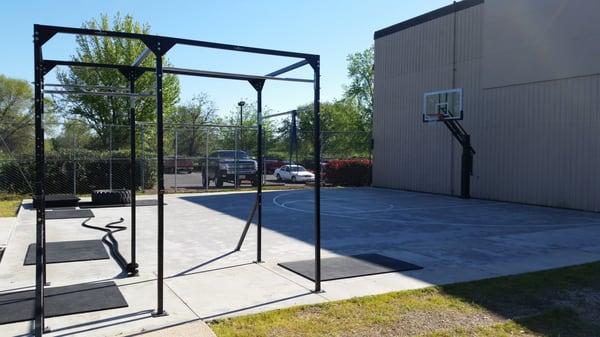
[375,309,504,337]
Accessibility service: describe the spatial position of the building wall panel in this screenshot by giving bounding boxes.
[374,2,600,211]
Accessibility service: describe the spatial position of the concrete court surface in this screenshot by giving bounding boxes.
[2,187,600,336]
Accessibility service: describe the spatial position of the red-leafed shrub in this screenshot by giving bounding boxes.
[324,159,371,186]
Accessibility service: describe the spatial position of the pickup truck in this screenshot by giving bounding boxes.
[201,150,258,187]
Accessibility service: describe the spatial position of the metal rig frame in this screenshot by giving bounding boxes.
[33,24,322,336]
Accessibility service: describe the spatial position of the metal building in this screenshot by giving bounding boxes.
[373,0,600,212]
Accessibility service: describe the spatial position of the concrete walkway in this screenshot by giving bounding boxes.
[0,217,16,247]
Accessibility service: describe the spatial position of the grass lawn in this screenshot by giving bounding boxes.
[0,195,21,217]
[210,262,600,337]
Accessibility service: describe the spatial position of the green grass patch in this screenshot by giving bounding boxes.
[210,262,600,337]
[0,194,22,217]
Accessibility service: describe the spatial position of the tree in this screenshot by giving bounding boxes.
[49,120,94,152]
[216,102,276,157]
[344,45,374,131]
[56,13,180,149]
[166,94,217,157]
[296,100,369,161]
[0,75,56,155]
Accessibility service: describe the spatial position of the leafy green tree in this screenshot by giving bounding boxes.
[49,120,94,152]
[216,102,276,157]
[296,100,369,161]
[166,94,218,157]
[0,75,57,155]
[344,45,374,131]
[56,13,180,150]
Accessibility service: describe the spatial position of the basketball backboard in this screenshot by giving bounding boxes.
[422,88,463,122]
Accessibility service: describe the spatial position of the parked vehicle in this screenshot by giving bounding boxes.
[201,150,258,187]
[274,164,315,183]
[164,157,193,174]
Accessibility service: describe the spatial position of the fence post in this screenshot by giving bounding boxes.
[140,123,145,191]
[234,128,238,189]
[109,124,113,190]
[73,133,76,195]
[262,130,266,184]
[205,128,209,192]
[369,132,373,186]
[174,128,178,193]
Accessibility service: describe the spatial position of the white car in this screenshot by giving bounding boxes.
[274,165,315,183]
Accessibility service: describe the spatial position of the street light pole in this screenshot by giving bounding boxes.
[238,101,245,150]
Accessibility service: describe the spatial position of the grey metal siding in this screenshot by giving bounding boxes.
[373,3,600,211]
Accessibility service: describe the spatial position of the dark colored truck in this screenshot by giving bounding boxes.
[201,150,258,187]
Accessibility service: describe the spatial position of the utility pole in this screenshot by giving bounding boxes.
[238,101,245,150]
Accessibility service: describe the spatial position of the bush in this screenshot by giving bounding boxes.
[324,159,371,186]
[0,149,156,195]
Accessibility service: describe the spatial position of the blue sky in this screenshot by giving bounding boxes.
[1,0,451,118]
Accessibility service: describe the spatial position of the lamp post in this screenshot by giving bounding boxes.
[238,101,245,150]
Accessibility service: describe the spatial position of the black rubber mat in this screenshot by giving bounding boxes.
[0,281,128,324]
[278,253,423,281]
[45,209,94,219]
[33,194,80,208]
[79,199,162,208]
[24,240,108,265]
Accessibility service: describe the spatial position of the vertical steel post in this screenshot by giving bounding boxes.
[312,57,322,292]
[256,86,263,263]
[128,78,138,275]
[33,28,46,337]
[140,123,145,190]
[460,134,472,199]
[155,49,166,316]
[109,123,113,189]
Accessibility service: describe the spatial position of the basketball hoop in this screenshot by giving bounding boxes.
[422,88,463,123]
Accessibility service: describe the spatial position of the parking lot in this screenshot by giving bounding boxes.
[163,172,303,190]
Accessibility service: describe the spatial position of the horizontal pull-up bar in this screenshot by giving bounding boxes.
[42,59,313,84]
[43,59,154,74]
[35,24,319,60]
[162,67,313,83]
[44,90,154,98]
[263,110,297,119]
[44,83,128,91]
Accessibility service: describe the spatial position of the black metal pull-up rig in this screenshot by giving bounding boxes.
[33,24,322,337]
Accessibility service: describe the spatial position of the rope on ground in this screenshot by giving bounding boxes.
[81,217,133,276]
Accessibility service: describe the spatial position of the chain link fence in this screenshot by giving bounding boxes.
[0,121,371,198]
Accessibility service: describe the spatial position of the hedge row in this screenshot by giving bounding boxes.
[324,159,371,186]
[0,157,156,195]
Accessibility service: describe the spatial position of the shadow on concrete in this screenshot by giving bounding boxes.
[171,250,238,277]
[177,188,600,335]
[169,262,255,279]
[9,310,154,337]
[201,291,314,320]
